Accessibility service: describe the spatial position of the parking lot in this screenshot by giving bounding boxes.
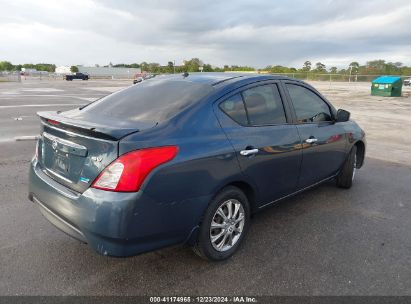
[0,79,410,296]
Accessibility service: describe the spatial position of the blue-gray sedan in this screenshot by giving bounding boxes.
[28,73,366,261]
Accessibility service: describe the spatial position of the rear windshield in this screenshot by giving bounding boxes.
[81,79,214,123]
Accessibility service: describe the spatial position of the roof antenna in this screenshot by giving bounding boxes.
[182,72,189,78]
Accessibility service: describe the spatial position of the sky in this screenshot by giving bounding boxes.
[1,0,411,69]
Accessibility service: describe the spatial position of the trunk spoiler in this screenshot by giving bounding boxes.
[38,111,154,140]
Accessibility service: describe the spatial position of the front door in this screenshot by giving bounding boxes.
[284,82,347,188]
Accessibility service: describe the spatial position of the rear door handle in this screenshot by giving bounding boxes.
[240,148,259,156]
[305,138,318,144]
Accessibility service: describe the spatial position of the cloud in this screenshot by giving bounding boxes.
[0,0,411,68]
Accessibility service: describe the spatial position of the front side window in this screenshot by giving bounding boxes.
[241,84,287,126]
[286,84,332,123]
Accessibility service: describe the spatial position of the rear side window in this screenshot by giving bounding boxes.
[219,94,248,125]
[286,84,332,123]
[81,79,214,123]
[242,84,287,126]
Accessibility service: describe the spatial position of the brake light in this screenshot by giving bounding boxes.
[47,119,60,126]
[91,146,178,192]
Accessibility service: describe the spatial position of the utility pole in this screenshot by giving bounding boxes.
[349,66,353,83]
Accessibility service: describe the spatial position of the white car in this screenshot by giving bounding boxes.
[404,78,411,86]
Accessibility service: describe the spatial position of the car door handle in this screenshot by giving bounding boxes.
[305,138,318,144]
[240,148,259,156]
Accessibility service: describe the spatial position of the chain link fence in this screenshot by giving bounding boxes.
[0,71,21,82]
[268,73,411,83]
[1,71,410,83]
[0,72,136,81]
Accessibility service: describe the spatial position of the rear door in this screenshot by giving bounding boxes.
[215,81,302,205]
[282,81,347,188]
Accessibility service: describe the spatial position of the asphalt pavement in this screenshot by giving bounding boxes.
[0,80,410,296]
[0,79,127,142]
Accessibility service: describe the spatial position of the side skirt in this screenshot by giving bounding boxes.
[258,174,338,210]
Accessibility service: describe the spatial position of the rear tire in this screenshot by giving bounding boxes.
[193,186,250,261]
[336,146,357,189]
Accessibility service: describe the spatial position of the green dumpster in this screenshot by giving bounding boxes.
[371,76,402,97]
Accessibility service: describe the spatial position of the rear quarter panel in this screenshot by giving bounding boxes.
[118,98,246,237]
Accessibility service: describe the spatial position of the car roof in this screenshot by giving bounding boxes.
[153,72,292,86]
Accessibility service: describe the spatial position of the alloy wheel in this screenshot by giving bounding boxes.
[210,199,245,252]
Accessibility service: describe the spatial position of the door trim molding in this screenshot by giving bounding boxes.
[258,173,337,209]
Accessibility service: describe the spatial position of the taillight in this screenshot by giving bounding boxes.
[91,146,178,192]
[47,119,60,126]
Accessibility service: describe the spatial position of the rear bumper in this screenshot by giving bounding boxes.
[28,159,210,257]
[31,195,87,243]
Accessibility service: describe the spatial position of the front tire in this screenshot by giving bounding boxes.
[193,186,250,261]
[336,145,357,189]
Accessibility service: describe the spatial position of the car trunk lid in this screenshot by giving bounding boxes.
[37,111,156,193]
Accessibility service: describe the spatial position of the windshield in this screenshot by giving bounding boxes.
[81,79,214,123]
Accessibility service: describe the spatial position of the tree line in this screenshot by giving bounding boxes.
[109,59,255,74]
[1,59,411,75]
[0,62,56,72]
[265,60,411,76]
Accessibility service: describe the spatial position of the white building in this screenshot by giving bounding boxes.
[55,66,71,74]
[78,66,141,79]
[21,68,38,74]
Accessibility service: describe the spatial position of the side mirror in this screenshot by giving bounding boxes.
[336,109,350,122]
